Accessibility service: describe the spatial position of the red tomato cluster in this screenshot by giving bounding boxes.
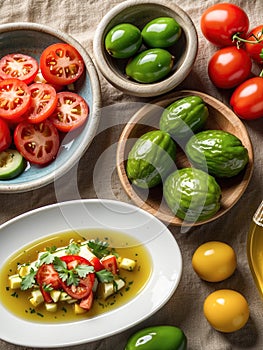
[201,3,263,120]
[0,43,89,166]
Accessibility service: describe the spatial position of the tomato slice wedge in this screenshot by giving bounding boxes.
[36,264,61,303]
[40,43,85,86]
[24,83,58,123]
[49,91,89,132]
[59,255,95,300]
[0,53,39,84]
[101,255,119,275]
[14,119,60,165]
[0,78,31,120]
[79,290,93,310]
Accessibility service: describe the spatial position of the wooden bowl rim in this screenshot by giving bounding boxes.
[116,90,254,227]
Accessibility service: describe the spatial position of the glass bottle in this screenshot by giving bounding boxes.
[247,201,263,298]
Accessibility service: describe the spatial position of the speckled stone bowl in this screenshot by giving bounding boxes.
[93,0,198,97]
[0,22,101,193]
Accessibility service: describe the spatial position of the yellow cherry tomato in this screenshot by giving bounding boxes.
[192,241,237,282]
[203,289,249,333]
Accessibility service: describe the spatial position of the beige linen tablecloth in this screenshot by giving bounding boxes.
[1,0,263,349]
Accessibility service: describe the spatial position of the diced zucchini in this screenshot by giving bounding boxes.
[45,303,57,312]
[50,290,61,303]
[97,278,125,299]
[119,258,136,271]
[8,274,22,289]
[30,289,44,307]
[74,303,87,314]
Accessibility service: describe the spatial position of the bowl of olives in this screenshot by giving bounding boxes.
[93,0,198,97]
[116,90,254,227]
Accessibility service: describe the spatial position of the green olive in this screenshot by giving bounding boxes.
[125,48,174,83]
[142,17,181,48]
[105,23,142,59]
[125,325,187,350]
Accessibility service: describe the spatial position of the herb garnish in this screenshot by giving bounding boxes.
[21,268,37,290]
[65,242,80,255]
[53,257,94,286]
[87,239,110,259]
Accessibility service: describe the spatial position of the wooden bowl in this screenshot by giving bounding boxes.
[93,0,198,97]
[116,90,254,227]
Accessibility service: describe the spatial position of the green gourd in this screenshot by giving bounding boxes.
[142,17,182,48]
[163,167,221,222]
[159,95,209,142]
[105,23,142,59]
[125,325,187,350]
[126,130,176,189]
[125,48,174,83]
[185,130,249,177]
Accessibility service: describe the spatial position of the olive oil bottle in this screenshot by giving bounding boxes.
[247,201,263,298]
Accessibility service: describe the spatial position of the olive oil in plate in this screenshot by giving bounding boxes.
[247,201,263,298]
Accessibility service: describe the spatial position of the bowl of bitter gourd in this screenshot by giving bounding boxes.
[116,90,254,227]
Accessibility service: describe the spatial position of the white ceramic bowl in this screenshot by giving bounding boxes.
[93,0,198,97]
[0,22,101,193]
[0,199,182,347]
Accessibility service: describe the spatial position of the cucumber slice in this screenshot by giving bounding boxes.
[0,149,26,180]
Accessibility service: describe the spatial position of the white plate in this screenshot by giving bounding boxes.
[0,199,182,348]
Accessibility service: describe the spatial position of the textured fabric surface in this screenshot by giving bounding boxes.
[0,0,263,349]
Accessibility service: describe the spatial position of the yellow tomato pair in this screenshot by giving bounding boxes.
[192,241,249,333]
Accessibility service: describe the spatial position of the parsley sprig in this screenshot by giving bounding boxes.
[21,268,37,290]
[87,239,110,259]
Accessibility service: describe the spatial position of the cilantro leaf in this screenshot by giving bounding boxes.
[65,242,80,255]
[87,239,110,259]
[21,268,37,290]
[53,256,94,286]
[75,264,94,278]
[38,251,55,266]
[96,269,114,283]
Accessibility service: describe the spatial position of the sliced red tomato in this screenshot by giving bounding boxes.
[14,119,60,165]
[34,69,64,92]
[59,255,95,300]
[49,91,89,132]
[40,43,85,86]
[101,255,119,275]
[36,264,61,303]
[0,53,38,84]
[79,291,93,310]
[24,83,58,123]
[0,118,12,151]
[0,78,31,120]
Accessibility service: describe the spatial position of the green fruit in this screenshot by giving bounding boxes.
[125,48,174,83]
[159,96,209,142]
[0,149,26,180]
[105,23,142,58]
[163,168,221,222]
[142,17,181,48]
[185,130,249,178]
[125,325,187,350]
[126,130,176,189]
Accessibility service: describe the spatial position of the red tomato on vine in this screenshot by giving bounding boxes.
[208,47,252,89]
[245,25,263,65]
[230,77,263,120]
[200,3,249,47]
